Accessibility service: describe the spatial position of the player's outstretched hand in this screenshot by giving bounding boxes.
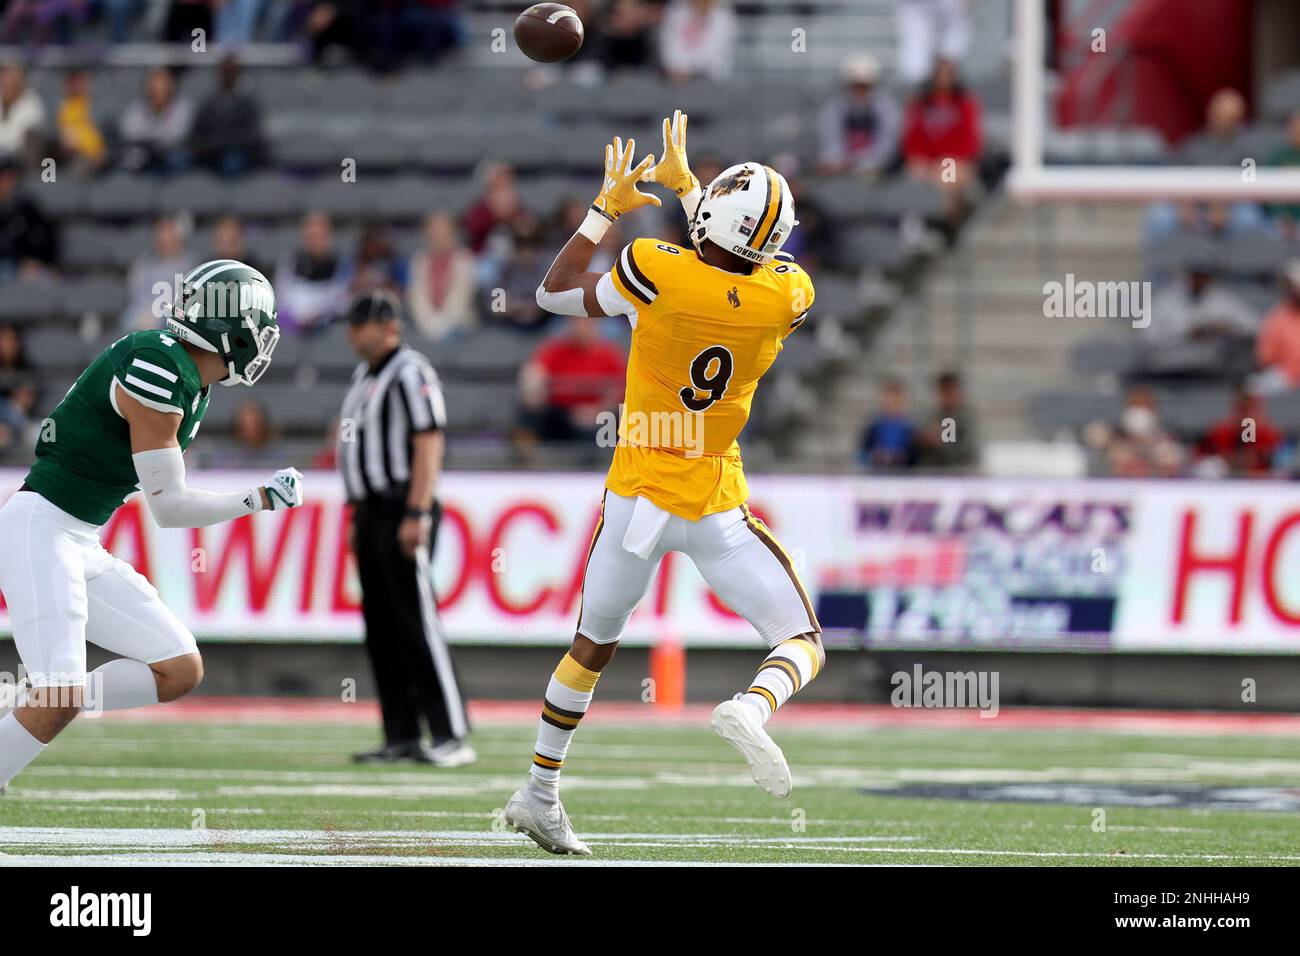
[591,136,661,224]
[646,109,698,198]
[263,467,304,510]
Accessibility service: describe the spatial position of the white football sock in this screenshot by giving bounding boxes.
[0,712,46,789]
[85,659,159,714]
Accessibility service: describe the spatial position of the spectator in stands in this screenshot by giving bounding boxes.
[208,214,270,278]
[1146,263,1258,349]
[349,222,406,297]
[120,214,190,331]
[1087,386,1186,478]
[1195,384,1281,478]
[1255,260,1300,389]
[895,0,972,86]
[463,162,526,254]
[275,210,350,333]
[1178,87,1248,166]
[192,55,265,176]
[214,0,264,46]
[0,322,31,389]
[164,0,213,44]
[370,0,463,69]
[408,211,478,341]
[819,54,899,177]
[1267,110,1300,237]
[902,58,981,230]
[917,370,978,469]
[0,322,36,456]
[206,399,282,469]
[1144,200,1268,249]
[594,0,659,73]
[56,68,107,175]
[104,0,144,42]
[1,0,87,44]
[119,67,194,175]
[489,214,551,331]
[516,314,626,454]
[859,378,917,470]
[0,154,59,278]
[302,1,363,63]
[0,65,46,168]
[658,0,736,83]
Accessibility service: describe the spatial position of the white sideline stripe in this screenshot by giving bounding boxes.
[31,804,885,829]
[130,358,178,382]
[122,374,173,399]
[5,853,855,868]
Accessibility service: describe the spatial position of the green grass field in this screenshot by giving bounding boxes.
[2,714,1300,866]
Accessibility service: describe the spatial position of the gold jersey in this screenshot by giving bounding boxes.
[605,237,814,520]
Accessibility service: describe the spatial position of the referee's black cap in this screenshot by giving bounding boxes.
[347,289,402,325]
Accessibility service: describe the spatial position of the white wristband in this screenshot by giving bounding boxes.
[680,185,703,223]
[578,208,612,244]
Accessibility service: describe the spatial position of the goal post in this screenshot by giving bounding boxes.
[1007,0,1300,201]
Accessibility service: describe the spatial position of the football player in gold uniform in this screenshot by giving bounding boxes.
[503,112,824,854]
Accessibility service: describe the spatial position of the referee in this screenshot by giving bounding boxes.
[339,290,473,767]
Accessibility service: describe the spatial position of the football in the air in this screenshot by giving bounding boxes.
[514,3,585,63]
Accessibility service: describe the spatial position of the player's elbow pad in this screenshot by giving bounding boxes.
[535,283,590,317]
[133,446,261,529]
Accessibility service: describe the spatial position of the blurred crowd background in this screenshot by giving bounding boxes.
[0,0,1298,483]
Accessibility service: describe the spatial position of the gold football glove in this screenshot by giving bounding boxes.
[646,109,699,198]
[590,136,660,224]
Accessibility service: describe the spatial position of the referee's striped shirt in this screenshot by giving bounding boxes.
[338,344,447,501]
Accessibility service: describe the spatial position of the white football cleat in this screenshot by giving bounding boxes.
[503,785,591,856]
[711,699,792,798]
[427,739,477,768]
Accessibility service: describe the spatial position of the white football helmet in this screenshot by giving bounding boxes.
[689,162,798,264]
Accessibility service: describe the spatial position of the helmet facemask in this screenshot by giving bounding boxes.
[221,317,280,387]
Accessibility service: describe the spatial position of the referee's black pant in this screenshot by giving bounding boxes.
[352,498,470,745]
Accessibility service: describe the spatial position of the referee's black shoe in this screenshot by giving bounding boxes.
[352,741,424,764]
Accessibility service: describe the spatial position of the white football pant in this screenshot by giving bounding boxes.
[0,491,198,688]
[577,491,819,647]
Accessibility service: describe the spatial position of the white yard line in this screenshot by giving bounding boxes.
[0,827,913,848]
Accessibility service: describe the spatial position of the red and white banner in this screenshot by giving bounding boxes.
[3,470,1300,652]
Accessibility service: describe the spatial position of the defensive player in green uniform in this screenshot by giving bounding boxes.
[0,259,304,791]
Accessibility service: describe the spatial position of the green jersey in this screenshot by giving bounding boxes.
[25,329,211,525]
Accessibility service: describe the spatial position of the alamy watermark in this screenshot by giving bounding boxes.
[890,664,1000,718]
[1043,274,1151,329]
[595,404,705,457]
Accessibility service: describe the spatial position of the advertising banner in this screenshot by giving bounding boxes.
[2,470,1299,652]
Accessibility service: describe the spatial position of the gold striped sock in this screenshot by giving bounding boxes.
[530,652,602,788]
[739,637,821,722]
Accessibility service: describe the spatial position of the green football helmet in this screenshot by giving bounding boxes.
[165,259,280,386]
